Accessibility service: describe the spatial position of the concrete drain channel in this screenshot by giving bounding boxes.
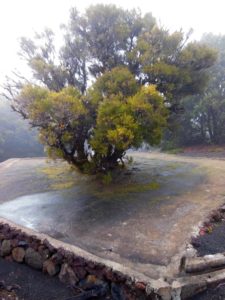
[0,217,225,300]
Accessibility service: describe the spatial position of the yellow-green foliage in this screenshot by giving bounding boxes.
[20,85,87,138]
[128,85,168,145]
[90,72,168,163]
[88,66,139,107]
[18,67,168,172]
[91,98,139,155]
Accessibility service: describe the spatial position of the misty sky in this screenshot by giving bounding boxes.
[0,0,224,81]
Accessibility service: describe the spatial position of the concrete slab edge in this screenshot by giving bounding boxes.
[3,217,225,300]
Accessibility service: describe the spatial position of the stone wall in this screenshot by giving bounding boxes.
[0,219,163,300]
[4,218,220,299]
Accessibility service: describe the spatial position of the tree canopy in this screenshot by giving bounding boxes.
[4,5,217,172]
[15,67,167,172]
[165,33,225,147]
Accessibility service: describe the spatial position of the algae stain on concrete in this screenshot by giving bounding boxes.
[40,164,74,178]
[92,180,160,199]
[35,156,204,201]
[37,164,79,190]
[50,181,75,190]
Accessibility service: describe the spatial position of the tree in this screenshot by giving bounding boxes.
[15,67,167,172]
[169,34,225,146]
[197,34,225,144]
[4,5,217,172]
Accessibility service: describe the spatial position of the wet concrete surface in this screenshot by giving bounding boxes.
[0,152,225,279]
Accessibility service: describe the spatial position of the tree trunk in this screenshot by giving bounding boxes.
[210,107,219,144]
[200,114,206,142]
[207,109,214,143]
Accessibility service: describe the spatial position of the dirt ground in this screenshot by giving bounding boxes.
[193,222,225,256]
[190,211,225,300]
[181,145,225,160]
[192,285,225,300]
[0,258,76,300]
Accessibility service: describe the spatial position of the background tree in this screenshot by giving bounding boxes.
[166,34,225,147]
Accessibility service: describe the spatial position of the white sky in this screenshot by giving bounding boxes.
[0,0,225,81]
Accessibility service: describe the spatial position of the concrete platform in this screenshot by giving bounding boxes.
[0,152,224,279]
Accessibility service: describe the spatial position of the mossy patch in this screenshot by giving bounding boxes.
[40,164,73,179]
[38,163,78,190]
[166,162,184,169]
[166,148,184,154]
[38,160,162,194]
[93,180,160,198]
[50,181,75,190]
[121,181,160,193]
